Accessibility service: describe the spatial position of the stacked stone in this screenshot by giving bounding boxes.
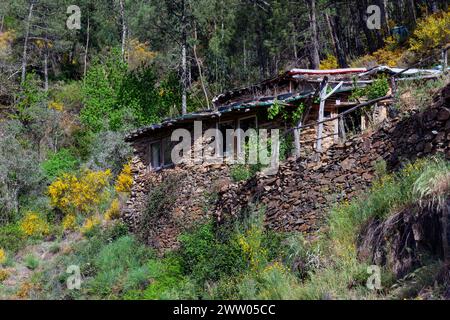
[214,83,450,235]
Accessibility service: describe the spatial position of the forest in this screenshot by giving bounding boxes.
[0,0,449,300]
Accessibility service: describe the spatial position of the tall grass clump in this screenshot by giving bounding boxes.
[328,157,444,251]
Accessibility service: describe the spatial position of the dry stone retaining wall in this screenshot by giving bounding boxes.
[214,84,450,234]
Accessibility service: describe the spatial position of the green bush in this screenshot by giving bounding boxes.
[130,256,191,300]
[41,148,79,181]
[0,223,27,253]
[179,222,247,285]
[230,165,259,182]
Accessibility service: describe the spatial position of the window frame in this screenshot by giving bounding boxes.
[237,115,258,156]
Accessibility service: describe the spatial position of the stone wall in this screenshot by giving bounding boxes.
[213,84,450,234]
[123,140,231,250]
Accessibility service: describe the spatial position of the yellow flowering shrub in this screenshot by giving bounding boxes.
[105,198,121,221]
[262,261,288,274]
[127,39,157,69]
[48,101,64,111]
[0,248,6,265]
[319,54,338,70]
[0,30,15,57]
[62,214,77,231]
[0,269,9,283]
[237,224,268,271]
[409,10,450,54]
[80,216,101,235]
[48,169,111,216]
[352,37,404,67]
[16,282,35,299]
[20,212,50,237]
[115,163,133,194]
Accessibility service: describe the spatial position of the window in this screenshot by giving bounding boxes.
[149,137,174,170]
[217,121,235,157]
[150,141,161,169]
[162,137,174,166]
[237,116,257,161]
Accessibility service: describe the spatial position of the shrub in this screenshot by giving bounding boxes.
[319,54,338,70]
[179,221,247,284]
[48,101,64,112]
[62,214,77,231]
[50,81,83,111]
[351,77,390,101]
[130,256,189,300]
[351,37,404,67]
[409,10,450,58]
[24,254,40,270]
[49,243,60,254]
[0,120,42,223]
[237,262,301,300]
[20,211,50,238]
[115,163,133,194]
[41,148,79,181]
[0,224,26,253]
[105,199,121,221]
[86,131,133,175]
[0,248,6,265]
[48,169,111,216]
[230,165,254,182]
[0,269,9,283]
[80,216,101,236]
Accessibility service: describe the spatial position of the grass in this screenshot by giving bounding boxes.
[24,254,39,270]
[327,157,448,251]
[395,75,449,112]
[36,222,154,299]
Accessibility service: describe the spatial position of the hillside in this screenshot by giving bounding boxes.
[0,0,449,302]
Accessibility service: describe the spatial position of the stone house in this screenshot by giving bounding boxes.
[123,66,443,250]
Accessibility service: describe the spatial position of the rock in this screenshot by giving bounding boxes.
[437,108,450,121]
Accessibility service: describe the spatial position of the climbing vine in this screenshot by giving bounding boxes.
[268,100,305,124]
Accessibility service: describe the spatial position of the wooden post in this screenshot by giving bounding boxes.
[316,80,328,152]
[293,120,301,158]
[339,115,346,142]
[443,47,448,73]
[333,110,339,142]
[316,79,344,152]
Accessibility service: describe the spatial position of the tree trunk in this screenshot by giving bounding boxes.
[84,16,90,80]
[181,0,187,115]
[307,0,320,69]
[119,0,127,61]
[21,3,34,84]
[44,45,48,92]
[193,25,210,110]
[325,13,348,68]
[357,0,378,53]
[409,0,417,24]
